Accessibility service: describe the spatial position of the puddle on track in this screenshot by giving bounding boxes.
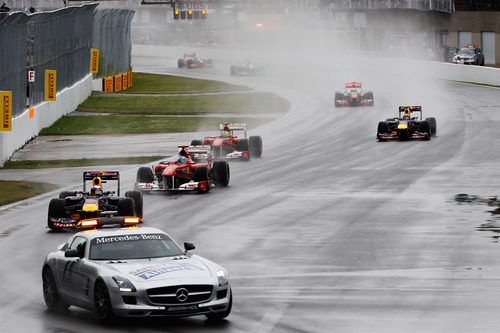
[454,194,500,241]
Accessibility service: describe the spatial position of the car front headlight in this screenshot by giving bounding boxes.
[112,276,136,292]
[216,269,229,287]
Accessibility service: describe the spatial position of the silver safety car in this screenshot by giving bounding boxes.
[42,224,232,320]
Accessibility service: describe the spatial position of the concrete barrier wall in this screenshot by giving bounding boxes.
[0,73,93,166]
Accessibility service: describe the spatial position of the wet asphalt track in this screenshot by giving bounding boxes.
[1,47,500,332]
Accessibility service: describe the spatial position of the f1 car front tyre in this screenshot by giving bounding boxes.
[125,191,143,218]
[136,167,154,183]
[177,59,184,68]
[213,161,230,187]
[117,198,135,216]
[334,93,344,107]
[425,117,437,136]
[194,166,210,193]
[94,280,115,321]
[43,266,69,310]
[420,121,431,140]
[230,66,237,76]
[249,136,263,158]
[205,288,232,321]
[47,198,67,230]
[236,139,249,159]
[377,122,388,141]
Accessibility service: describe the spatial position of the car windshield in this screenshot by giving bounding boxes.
[89,233,184,260]
[458,49,475,55]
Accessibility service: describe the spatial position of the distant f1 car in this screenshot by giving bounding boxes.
[177,52,213,69]
[135,145,229,194]
[191,123,262,161]
[47,171,143,230]
[334,82,374,107]
[377,106,437,141]
[230,60,265,76]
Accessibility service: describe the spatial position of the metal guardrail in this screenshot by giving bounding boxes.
[328,0,454,13]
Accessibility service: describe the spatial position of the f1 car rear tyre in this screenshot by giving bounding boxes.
[377,122,388,141]
[47,198,67,230]
[191,139,203,146]
[205,289,232,321]
[117,197,135,216]
[249,136,263,158]
[230,66,236,76]
[43,267,69,310]
[236,138,249,153]
[177,59,184,68]
[94,280,115,321]
[186,59,194,68]
[425,117,437,136]
[194,166,210,193]
[58,191,74,199]
[213,160,230,187]
[125,191,143,218]
[136,167,154,183]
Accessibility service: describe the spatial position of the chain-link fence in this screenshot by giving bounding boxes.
[93,9,135,78]
[0,3,134,118]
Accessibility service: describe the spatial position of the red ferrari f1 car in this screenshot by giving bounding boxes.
[135,145,229,194]
[191,123,263,161]
[334,82,374,107]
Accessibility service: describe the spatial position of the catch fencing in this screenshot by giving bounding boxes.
[0,3,134,118]
[93,9,135,78]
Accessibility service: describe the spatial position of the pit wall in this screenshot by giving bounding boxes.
[0,74,93,166]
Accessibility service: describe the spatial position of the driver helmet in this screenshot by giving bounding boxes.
[403,108,411,119]
[222,130,231,137]
[91,185,103,196]
[177,156,187,164]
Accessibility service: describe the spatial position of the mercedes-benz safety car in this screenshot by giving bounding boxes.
[452,44,485,66]
[191,123,263,161]
[177,52,213,69]
[334,82,374,107]
[42,224,232,320]
[230,60,265,76]
[135,145,229,194]
[377,106,437,141]
[47,171,143,231]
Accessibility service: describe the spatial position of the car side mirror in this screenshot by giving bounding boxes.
[64,249,80,258]
[184,242,196,252]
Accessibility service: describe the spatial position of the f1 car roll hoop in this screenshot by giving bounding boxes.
[377,106,437,141]
[135,145,230,194]
[47,171,143,231]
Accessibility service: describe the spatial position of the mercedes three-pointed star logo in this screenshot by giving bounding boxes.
[176,288,189,302]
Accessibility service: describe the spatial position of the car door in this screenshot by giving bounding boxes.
[60,236,88,302]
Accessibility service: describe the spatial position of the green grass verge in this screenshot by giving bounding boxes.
[119,72,251,94]
[78,92,290,115]
[40,116,271,135]
[0,181,57,206]
[2,156,167,169]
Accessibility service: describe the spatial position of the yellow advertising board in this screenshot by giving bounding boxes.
[1,91,12,131]
[45,70,56,101]
[128,70,132,88]
[90,49,99,73]
[104,77,114,93]
[122,72,128,90]
[114,74,122,92]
